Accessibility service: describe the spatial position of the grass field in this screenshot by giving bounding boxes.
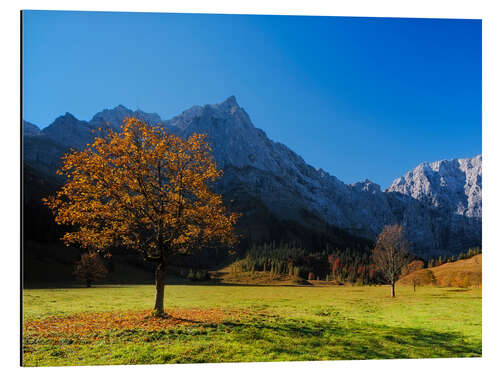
[22,284,482,366]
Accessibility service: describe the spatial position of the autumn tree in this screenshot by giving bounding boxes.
[401,259,425,292]
[372,224,409,297]
[418,269,437,286]
[74,251,108,287]
[44,117,239,316]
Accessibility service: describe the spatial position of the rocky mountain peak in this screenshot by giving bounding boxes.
[23,121,41,136]
[212,95,239,113]
[386,155,482,218]
[350,179,381,193]
[45,112,86,131]
[224,95,237,105]
[88,105,165,130]
[89,105,134,129]
[56,112,78,123]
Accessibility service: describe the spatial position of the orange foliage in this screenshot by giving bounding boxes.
[43,117,239,259]
[43,117,240,313]
[24,308,248,344]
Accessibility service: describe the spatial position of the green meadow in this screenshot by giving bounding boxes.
[22,284,481,366]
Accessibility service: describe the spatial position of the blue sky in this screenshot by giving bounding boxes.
[22,11,481,188]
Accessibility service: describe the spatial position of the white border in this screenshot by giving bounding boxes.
[2,1,499,374]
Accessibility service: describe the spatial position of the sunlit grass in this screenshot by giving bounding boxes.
[22,284,481,366]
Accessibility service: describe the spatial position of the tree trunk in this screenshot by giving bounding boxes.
[391,282,395,297]
[413,281,416,292]
[153,262,166,316]
[86,279,91,288]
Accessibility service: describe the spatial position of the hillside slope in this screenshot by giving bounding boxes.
[398,254,482,288]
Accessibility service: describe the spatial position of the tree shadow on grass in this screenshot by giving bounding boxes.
[214,317,481,360]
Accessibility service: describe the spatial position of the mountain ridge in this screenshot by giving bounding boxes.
[23,96,482,258]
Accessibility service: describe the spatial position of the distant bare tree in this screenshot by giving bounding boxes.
[402,260,425,292]
[372,224,409,297]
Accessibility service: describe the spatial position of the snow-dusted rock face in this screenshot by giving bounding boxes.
[22,96,482,257]
[387,155,482,219]
[167,96,295,173]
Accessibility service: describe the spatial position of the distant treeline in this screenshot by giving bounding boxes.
[233,242,482,285]
[234,241,380,284]
[427,247,482,268]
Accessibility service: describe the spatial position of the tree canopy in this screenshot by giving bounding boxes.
[44,117,239,314]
